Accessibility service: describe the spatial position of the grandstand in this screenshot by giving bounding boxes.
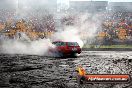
[108,2,132,12]
[0,1,131,45]
[69,1,108,12]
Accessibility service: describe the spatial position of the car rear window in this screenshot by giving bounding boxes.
[52,42,66,46]
[67,42,79,46]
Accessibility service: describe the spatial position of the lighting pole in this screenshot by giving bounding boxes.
[16,0,20,18]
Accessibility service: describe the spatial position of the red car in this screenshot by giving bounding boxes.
[50,41,81,57]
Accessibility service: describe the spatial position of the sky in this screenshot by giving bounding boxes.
[70,0,132,2]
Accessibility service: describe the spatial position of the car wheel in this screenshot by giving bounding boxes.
[70,53,77,57]
[57,51,64,57]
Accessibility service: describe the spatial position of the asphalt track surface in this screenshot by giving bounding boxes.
[0,51,132,88]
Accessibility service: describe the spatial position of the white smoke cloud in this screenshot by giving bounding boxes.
[1,38,55,56]
[0,13,100,55]
[0,0,103,55]
[51,13,101,48]
[76,13,101,44]
[58,13,102,45]
[52,26,84,48]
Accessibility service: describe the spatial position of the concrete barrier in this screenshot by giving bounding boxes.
[82,48,132,51]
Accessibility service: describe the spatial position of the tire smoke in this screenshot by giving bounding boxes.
[1,38,55,56]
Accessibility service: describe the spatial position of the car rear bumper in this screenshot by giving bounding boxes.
[63,49,81,54]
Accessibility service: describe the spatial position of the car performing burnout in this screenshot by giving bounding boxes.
[49,41,82,57]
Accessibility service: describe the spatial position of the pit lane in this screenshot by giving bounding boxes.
[0,51,132,88]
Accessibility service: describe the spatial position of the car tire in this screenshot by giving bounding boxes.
[70,53,77,57]
[57,51,64,57]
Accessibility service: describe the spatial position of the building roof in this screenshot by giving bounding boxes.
[109,2,132,12]
[109,2,132,6]
[70,1,108,7]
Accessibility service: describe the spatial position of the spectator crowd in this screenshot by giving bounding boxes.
[0,8,131,44]
[97,11,132,44]
[0,9,55,40]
